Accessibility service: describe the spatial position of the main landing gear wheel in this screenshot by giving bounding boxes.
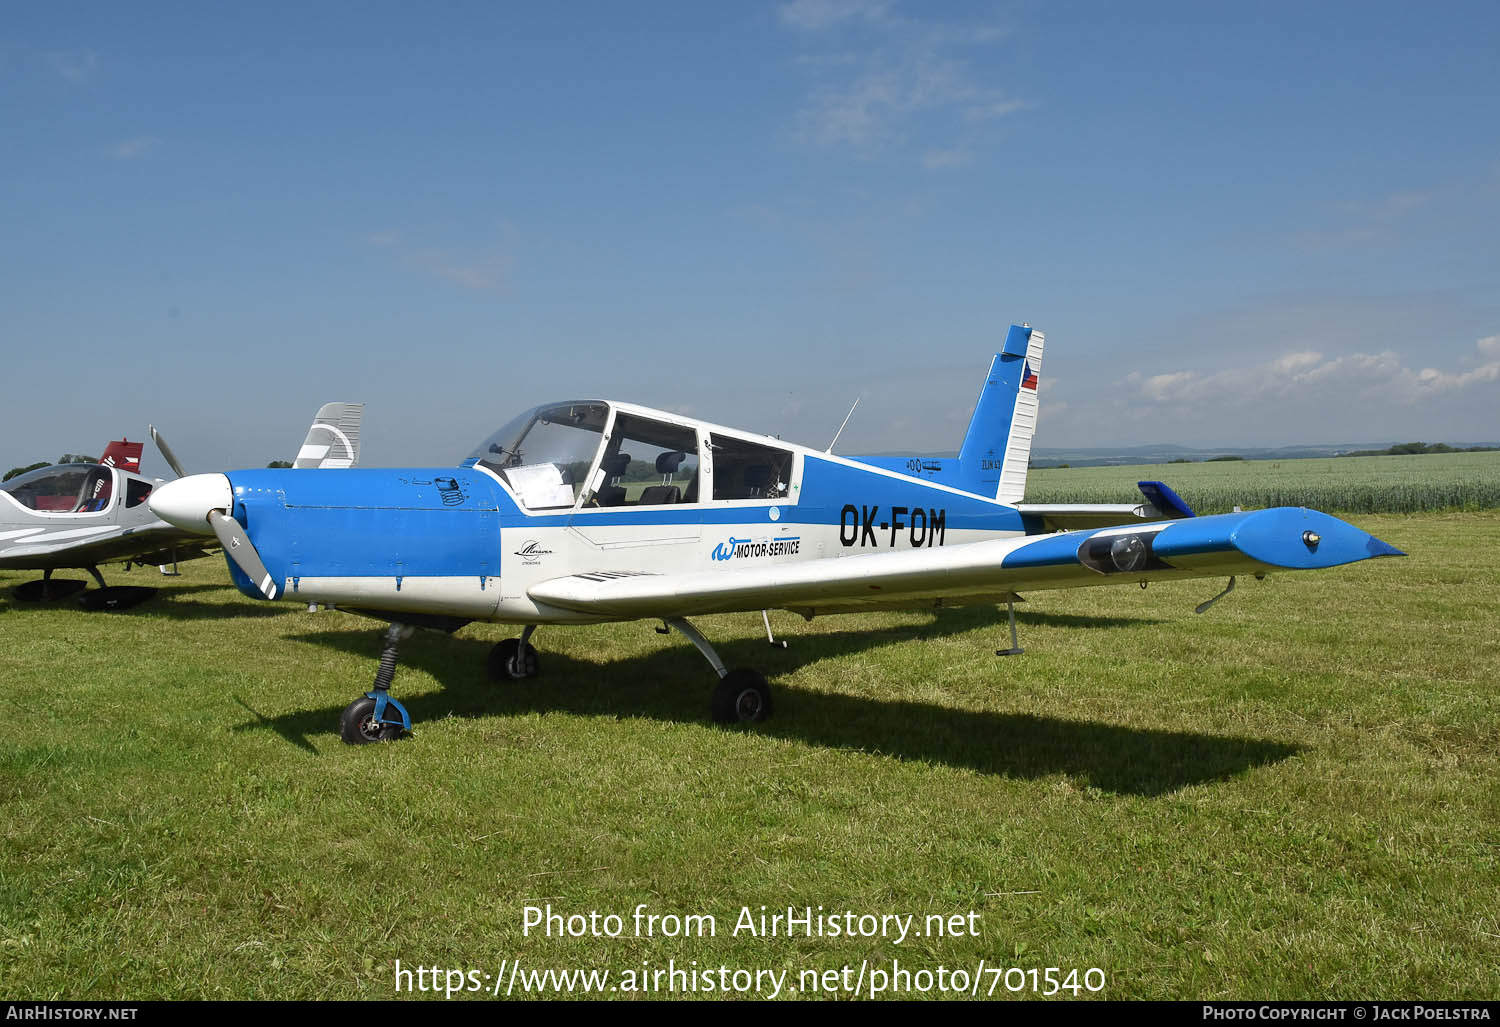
[711,669,772,725]
[487,638,540,681]
[339,696,404,745]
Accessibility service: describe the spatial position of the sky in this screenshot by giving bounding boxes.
[3,0,1498,474]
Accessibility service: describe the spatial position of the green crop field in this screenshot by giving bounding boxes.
[2,513,1497,1000]
[1025,450,1500,515]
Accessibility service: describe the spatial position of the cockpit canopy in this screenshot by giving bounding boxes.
[1,463,115,513]
[467,402,612,509]
[465,400,796,512]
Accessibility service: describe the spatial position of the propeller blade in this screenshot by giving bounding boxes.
[207,510,279,599]
[149,425,188,479]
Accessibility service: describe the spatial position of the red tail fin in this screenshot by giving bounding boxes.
[99,439,144,473]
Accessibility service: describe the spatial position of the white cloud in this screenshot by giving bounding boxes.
[111,137,155,160]
[1271,351,1324,374]
[48,49,97,84]
[366,230,512,291]
[1120,336,1500,410]
[779,0,893,31]
[963,97,1026,122]
[783,3,1023,163]
[921,145,972,170]
[415,250,510,291]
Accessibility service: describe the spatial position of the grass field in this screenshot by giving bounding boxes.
[1025,450,1500,515]
[2,513,1497,1000]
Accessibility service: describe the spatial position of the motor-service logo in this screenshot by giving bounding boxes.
[514,540,553,565]
[711,535,801,562]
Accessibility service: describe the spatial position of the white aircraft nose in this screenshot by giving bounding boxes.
[149,473,233,534]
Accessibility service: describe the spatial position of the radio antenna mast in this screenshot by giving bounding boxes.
[825,397,860,454]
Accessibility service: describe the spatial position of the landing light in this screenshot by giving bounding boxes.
[1302,531,1321,547]
[1110,535,1147,572]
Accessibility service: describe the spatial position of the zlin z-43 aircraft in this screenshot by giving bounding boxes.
[0,404,364,609]
[148,325,1403,744]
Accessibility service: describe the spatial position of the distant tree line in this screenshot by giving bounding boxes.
[3,454,97,482]
[1339,442,1498,457]
[5,455,299,481]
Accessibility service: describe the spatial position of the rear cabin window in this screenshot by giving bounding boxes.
[709,435,793,501]
[590,415,700,507]
[125,478,153,508]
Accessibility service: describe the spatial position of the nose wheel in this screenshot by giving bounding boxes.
[338,622,413,745]
[340,695,405,744]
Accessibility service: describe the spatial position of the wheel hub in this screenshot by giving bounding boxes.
[735,689,762,720]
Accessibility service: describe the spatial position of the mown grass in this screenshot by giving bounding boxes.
[1026,450,1500,514]
[1,513,1497,1000]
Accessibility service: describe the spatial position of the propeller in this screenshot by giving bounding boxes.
[148,425,188,479]
[207,510,279,600]
[148,472,279,600]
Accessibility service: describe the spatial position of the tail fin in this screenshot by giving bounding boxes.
[294,402,364,468]
[956,324,1045,503]
[851,323,1044,503]
[99,438,144,473]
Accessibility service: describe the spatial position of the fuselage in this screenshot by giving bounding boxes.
[211,399,1031,624]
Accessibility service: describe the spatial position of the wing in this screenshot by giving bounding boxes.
[0,522,213,570]
[529,507,1401,621]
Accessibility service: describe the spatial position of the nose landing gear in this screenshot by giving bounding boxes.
[339,622,414,745]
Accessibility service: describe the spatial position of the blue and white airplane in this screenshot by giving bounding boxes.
[148,326,1403,744]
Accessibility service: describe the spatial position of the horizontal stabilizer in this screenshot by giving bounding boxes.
[1137,480,1195,518]
[1014,480,1196,533]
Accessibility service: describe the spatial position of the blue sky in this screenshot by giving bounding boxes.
[3,1,1498,473]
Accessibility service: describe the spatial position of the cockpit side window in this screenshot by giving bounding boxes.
[709,435,794,501]
[586,415,700,508]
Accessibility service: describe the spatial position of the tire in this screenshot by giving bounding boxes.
[710,669,772,724]
[486,638,540,681]
[339,696,404,745]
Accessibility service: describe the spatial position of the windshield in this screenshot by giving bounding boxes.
[0,464,114,513]
[468,401,609,509]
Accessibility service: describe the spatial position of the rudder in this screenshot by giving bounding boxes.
[956,324,1044,502]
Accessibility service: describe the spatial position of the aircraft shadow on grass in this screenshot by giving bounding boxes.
[1,581,290,622]
[237,610,1298,796]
